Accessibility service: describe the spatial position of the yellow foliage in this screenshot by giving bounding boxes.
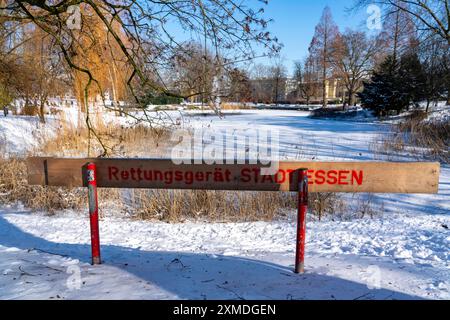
[72,3,132,111]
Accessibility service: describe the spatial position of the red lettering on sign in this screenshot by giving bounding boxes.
[241,168,251,183]
[338,171,350,185]
[143,170,152,181]
[154,171,163,181]
[275,170,286,184]
[327,170,338,185]
[352,170,364,185]
[206,171,213,182]
[262,174,274,183]
[106,167,364,188]
[109,166,119,180]
[121,170,129,180]
[315,170,326,185]
[130,168,137,181]
[195,172,204,182]
[164,172,173,184]
[185,172,194,185]
[252,168,260,183]
[299,169,365,186]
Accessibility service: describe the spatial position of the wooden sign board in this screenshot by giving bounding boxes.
[26,157,440,194]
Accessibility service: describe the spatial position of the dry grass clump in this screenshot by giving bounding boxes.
[221,103,253,110]
[309,192,346,221]
[127,188,370,223]
[37,119,173,158]
[378,111,449,163]
[18,105,40,116]
[397,114,448,162]
[128,189,296,222]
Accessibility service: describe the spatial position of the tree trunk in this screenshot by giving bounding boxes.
[348,90,355,108]
[39,100,46,123]
[274,78,279,104]
[352,93,357,106]
[322,29,328,109]
[322,76,327,108]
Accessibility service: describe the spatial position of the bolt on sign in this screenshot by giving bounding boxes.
[27,158,440,194]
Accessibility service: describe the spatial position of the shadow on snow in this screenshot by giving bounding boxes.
[0,213,423,300]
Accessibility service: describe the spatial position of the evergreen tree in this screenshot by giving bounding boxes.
[359,56,402,116]
[359,53,427,116]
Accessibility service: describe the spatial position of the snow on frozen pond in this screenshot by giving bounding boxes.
[0,209,448,299]
[179,110,449,216]
[178,110,383,161]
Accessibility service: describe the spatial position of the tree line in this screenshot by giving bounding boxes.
[249,1,449,114]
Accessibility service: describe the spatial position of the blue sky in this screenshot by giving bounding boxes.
[255,0,369,74]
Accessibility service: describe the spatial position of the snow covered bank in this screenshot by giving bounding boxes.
[0,207,448,299]
[0,116,49,156]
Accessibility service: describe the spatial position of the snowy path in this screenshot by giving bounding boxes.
[0,208,448,300]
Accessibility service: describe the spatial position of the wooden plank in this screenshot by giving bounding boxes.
[26,157,440,194]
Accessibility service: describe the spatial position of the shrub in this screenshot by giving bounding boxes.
[20,105,40,116]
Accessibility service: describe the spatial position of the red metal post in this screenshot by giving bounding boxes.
[86,163,101,265]
[295,168,308,274]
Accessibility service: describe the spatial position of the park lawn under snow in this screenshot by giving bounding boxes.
[0,108,449,300]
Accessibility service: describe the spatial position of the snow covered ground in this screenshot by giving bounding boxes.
[0,116,53,156]
[0,208,448,300]
[0,107,449,300]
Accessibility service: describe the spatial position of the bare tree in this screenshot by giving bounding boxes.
[0,22,67,122]
[225,68,252,103]
[293,57,319,105]
[354,0,449,104]
[309,6,341,107]
[376,4,418,65]
[250,63,274,103]
[331,29,378,107]
[419,36,450,108]
[269,58,287,103]
[25,27,67,123]
[169,42,216,104]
